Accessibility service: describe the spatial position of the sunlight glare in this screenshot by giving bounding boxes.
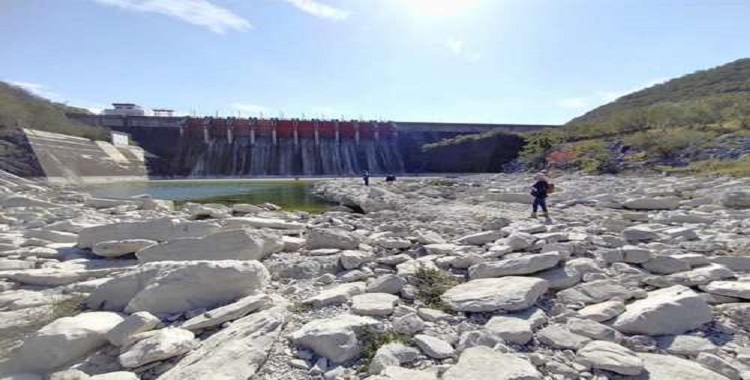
[400,0,483,17]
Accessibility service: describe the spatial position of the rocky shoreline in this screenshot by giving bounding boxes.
[0,170,749,379]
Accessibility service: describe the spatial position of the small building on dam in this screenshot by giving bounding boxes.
[68,111,555,177]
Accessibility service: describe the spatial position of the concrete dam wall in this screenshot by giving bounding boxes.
[69,114,553,177]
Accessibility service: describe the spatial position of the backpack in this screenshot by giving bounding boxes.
[548,183,556,194]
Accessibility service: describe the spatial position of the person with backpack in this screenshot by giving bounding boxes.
[530,171,554,218]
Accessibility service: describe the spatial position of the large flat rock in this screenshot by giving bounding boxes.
[136,229,283,263]
[441,277,548,313]
[442,346,542,380]
[613,285,712,336]
[87,260,270,314]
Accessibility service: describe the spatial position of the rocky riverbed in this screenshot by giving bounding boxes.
[0,170,750,379]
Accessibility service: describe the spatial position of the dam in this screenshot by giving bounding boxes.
[68,113,553,177]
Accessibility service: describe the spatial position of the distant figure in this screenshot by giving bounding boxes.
[385,174,396,183]
[362,170,370,186]
[530,171,553,218]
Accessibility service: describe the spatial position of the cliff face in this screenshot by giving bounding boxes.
[421,131,526,172]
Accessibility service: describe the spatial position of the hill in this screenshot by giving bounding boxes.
[569,58,750,125]
[0,82,109,176]
[427,58,750,176]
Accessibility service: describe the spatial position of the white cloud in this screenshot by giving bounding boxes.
[231,103,270,116]
[92,0,251,33]
[6,80,63,101]
[556,98,589,110]
[556,78,668,111]
[443,37,481,63]
[283,0,349,21]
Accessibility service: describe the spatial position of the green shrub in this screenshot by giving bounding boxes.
[51,294,87,319]
[571,140,619,174]
[358,327,409,373]
[413,267,458,311]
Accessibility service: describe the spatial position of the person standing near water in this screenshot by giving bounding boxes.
[530,171,553,218]
[362,170,370,186]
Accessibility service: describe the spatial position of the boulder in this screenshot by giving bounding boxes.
[87,260,270,314]
[413,334,454,359]
[303,282,365,307]
[535,266,581,290]
[537,325,591,349]
[721,192,750,209]
[366,274,406,294]
[557,279,636,305]
[306,228,360,250]
[181,293,271,331]
[455,230,504,245]
[442,346,542,380]
[657,335,718,356]
[23,229,77,244]
[441,277,548,313]
[468,252,560,279]
[701,281,750,300]
[576,340,644,375]
[93,239,157,258]
[291,314,379,363]
[484,315,533,344]
[78,218,219,248]
[612,285,712,335]
[642,255,691,274]
[635,353,732,380]
[623,197,680,210]
[1,195,60,208]
[119,328,196,368]
[224,217,305,232]
[136,229,283,263]
[10,312,124,373]
[351,293,399,316]
[578,300,626,322]
[623,227,660,242]
[159,307,286,380]
[106,311,160,346]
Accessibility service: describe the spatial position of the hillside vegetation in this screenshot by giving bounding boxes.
[0,81,108,175]
[430,58,750,176]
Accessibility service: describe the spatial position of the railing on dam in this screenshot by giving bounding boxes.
[67,113,556,146]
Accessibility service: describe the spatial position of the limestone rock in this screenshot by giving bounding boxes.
[78,218,219,248]
[366,274,405,294]
[351,293,399,316]
[306,227,360,250]
[576,340,644,375]
[87,260,270,314]
[468,252,560,279]
[106,311,161,346]
[442,346,542,380]
[484,315,533,344]
[642,255,691,275]
[158,306,287,380]
[136,229,283,263]
[224,216,305,231]
[537,325,591,349]
[414,334,454,359]
[181,293,271,331]
[93,239,157,258]
[701,281,750,300]
[10,312,124,373]
[303,282,365,307]
[612,285,713,335]
[623,197,680,210]
[291,314,378,363]
[578,300,626,322]
[455,230,504,245]
[441,277,548,313]
[721,191,750,209]
[657,335,718,355]
[119,328,196,368]
[635,353,732,380]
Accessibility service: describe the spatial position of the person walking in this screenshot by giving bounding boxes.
[362,170,370,186]
[530,172,552,218]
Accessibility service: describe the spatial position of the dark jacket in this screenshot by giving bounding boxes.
[531,180,549,198]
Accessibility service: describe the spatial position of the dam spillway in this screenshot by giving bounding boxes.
[68,114,553,177]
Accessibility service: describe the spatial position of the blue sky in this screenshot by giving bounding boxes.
[1,0,749,124]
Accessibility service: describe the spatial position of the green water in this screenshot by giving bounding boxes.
[85,180,330,213]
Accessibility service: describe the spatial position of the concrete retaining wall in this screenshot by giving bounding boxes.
[22,129,148,184]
